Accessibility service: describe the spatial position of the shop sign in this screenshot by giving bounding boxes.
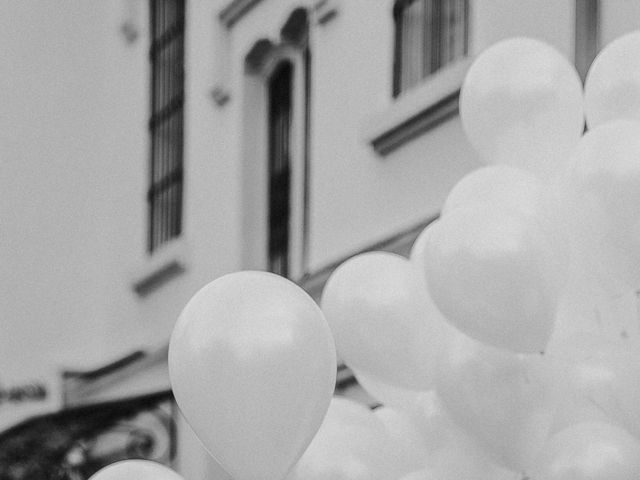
[0,373,61,432]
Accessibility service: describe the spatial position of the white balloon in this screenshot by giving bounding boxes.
[89,460,184,480]
[548,285,640,361]
[374,406,431,473]
[460,37,584,178]
[442,165,542,218]
[398,469,437,480]
[545,293,605,360]
[351,374,508,480]
[410,390,458,459]
[536,422,640,480]
[287,397,413,480]
[558,120,640,289]
[436,334,555,474]
[549,337,640,438]
[322,252,448,390]
[388,389,518,480]
[410,224,434,274]
[169,272,336,480]
[586,31,640,128]
[546,173,629,299]
[409,227,457,345]
[352,368,427,413]
[427,424,519,480]
[345,382,519,480]
[594,290,640,346]
[548,336,622,433]
[423,204,566,353]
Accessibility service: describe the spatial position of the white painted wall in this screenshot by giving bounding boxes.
[0,0,242,419]
[600,1,640,47]
[1,2,127,378]
[0,0,248,372]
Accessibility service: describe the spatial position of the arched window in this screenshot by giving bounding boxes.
[393,0,469,96]
[242,9,310,280]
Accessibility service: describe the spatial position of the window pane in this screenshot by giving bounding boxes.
[575,0,599,82]
[423,0,433,76]
[400,0,425,92]
[148,0,185,252]
[268,63,293,277]
[394,0,469,96]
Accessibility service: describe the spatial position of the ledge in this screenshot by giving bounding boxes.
[219,0,265,29]
[131,239,188,296]
[362,58,472,156]
[298,214,438,302]
[63,345,170,407]
[313,0,339,25]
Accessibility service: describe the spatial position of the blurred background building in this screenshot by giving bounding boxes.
[1,0,638,478]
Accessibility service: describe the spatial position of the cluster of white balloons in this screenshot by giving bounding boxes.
[91,33,640,480]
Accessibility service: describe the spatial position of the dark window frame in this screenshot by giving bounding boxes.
[575,0,599,82]
[393,0,470,97]
[148,0,186,253]
[267,61,294,277]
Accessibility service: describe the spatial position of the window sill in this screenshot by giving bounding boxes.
[361,58,472,156]
[131,239,189,297]
[219,0,264,28]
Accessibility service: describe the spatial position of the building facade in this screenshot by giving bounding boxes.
[1,0,639,478]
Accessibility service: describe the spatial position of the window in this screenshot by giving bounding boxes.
[242,9,310,279]
[267,62,294,277]
[393,0,469,96]
[148,0,185,252]
[575,0,599,82]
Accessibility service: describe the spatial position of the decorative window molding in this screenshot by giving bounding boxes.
[362,58,471,156]
[240,9,311,280]
[219,0,265,29]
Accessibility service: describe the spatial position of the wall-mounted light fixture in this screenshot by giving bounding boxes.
[211,85,231,107]
[120,0,140,44]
